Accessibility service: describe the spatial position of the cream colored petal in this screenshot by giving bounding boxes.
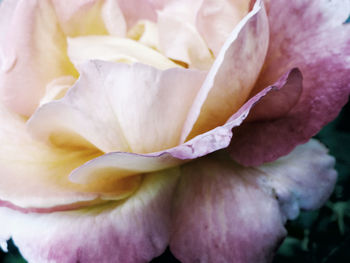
[52,0,108,36]
[102,0,127,36]
[39,76,76,106]
[196,0,251,56]
[67,35,180,70]
[0,104,140,210]
[52,0,128,37]
[69,151,182,184]
[28,61,206,154]
[157,11,214,70]
[128,20,160,50]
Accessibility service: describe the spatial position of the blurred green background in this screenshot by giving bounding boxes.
[1,99,349,263]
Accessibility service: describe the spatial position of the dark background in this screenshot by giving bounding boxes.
[1,99,349,263]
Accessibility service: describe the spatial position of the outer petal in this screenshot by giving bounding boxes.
[28,60,206,153]
[0,0,78,116]
[245,68,303,121]
[0,104,139,211]
[258,139,337,219]
[0,169,179,263]
[170,139,336,263]
[235,0,350,165]
[229,68,304,165]
[182,0,269,140]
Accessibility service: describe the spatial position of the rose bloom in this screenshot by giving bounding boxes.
[0,0,349,262]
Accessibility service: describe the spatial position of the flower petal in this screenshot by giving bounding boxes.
[28,60,206,154]
[39,75,76,106]
[196,0,251,56]
[246,68,303,122]
[0,104,139,210]
[229,69,304,166]
[0,0,18,44]
[170,139,336,263]
[52,0,108,36]
[229,69,304,165]
[69,79,276,185]
[30,61,299,189]
[0,0,77,116]
[69,151,182,184]
[171,158,286,263]
[101,0,127,36]
[116,0,158,28]
[242,0,350,165]
[67,35,180,70]
[157,0,214,69]
[258,139,337,219]
[0,169,179,263]
[52,0,127,36]
[182,0,269,141]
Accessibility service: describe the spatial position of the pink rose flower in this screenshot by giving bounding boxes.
[0,0,349,262]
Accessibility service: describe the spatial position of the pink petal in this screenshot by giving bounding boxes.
[28,61,206,154]
[196,0,251,56]
[239,0,350,165]
[182,0,269,141]
[229,69,305,166]
[246,68,303,122]
[0,104,139,211]
[258,139,337,219]
[171,159,286,263]
[0,0,77,116]
[0,170,178,263]
[229,69,304,165]
[170,139,336,263]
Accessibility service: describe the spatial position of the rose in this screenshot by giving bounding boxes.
[0,0,348,262]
